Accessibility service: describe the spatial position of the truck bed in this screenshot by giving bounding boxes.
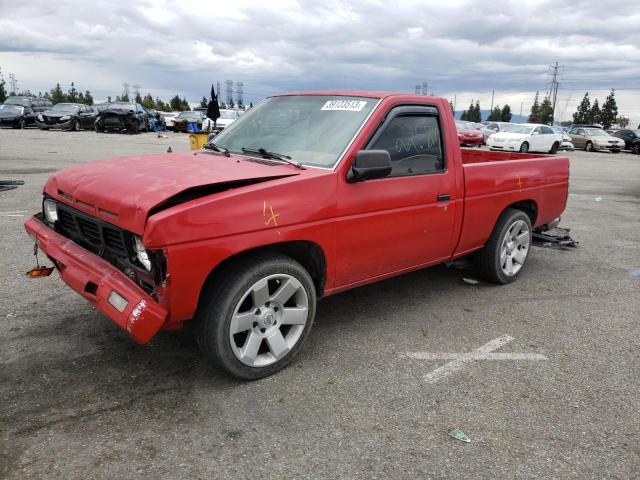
[454,148,570,257]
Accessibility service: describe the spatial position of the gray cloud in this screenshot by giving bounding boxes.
[1,0,639,120]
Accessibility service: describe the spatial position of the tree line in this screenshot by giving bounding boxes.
[455,100,513,123]
[572,90,621,129]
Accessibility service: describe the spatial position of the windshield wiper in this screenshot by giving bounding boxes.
[202,142,230,157]
[241,147,305,170]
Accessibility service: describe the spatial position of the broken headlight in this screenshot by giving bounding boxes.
[43,198,58,225]
[133,236,152,271]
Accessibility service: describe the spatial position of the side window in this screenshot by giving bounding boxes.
[533,127,543,134]
[577,129,586,135]
[541,126,554,134]
[368,114,444,177]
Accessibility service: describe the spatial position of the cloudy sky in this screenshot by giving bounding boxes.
[1,0,639,123]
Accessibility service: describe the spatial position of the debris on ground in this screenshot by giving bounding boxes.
[595,196,603,202]
[157,133,168,139]
[630,268,640,278]
[0,180,25,192]
[532,227,578,250]
[449,428,471,443]
[462,277,479,285]
[167,147,173,153]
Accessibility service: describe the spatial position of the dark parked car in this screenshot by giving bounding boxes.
[36,103,97,131]
[612,129,640,154]
[0,104,35,128]
[95,102,149,134]
[3,95,52,115]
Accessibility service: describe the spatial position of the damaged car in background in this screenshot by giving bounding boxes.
[95,102,149,134]
[36,103,97,131]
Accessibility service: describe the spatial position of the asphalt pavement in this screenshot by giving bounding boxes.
[1,129,639,479]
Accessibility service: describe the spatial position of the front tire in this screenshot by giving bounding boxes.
[474,208,532,284]
[585,141,594,152]
[15,118,25,129]
[519,142,529,153]
[128,120,139,134]
[549,142,559,154]
[632,144,640,155]
[195,253,317,380]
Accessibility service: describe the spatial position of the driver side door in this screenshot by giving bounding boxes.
[334,105,458,287]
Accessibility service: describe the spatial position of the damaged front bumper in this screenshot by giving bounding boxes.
[24,215,167,343]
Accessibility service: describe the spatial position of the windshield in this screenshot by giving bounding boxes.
[585,129,608,136]
[219,110,239,119]
[0,105,23,113]
[213,95,377,168]
[50,103,79,113]
[5,97,31,106]
[456,121,476,130]
[106,103,135,111]
[502,125,533,134]
[177,111,201,119]
[632,130,640,136]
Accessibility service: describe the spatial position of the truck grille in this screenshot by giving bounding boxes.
[56,203,129,257]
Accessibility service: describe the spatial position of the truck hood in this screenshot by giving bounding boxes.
[44,151,300,234]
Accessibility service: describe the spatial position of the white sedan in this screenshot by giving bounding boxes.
[487,124,563,153]
[202,109,242,132]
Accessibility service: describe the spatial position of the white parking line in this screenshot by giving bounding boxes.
[405,334,547,384]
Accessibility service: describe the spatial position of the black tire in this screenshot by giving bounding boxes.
[519,142,529,153]
[549,142,559,154]
[585,141,594,152]
[95,124,103,133]
[632,144,640,155]
[474,208,532,284]
[129,120,139,134]
[611,150,620,154]
[14,118,25,129]
[195,253,317,380]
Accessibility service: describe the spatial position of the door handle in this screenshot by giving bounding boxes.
[436,194,451,202]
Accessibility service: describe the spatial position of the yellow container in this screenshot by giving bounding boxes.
[188,132,210,150]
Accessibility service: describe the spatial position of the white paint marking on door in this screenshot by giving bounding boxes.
[405,334,547,384]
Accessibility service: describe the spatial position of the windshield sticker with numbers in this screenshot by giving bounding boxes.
[321,100,368,112]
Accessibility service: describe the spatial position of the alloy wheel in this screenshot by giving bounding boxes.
[229,274,309,367]
[500,220,530,276]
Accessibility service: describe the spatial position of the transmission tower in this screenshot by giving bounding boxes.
[9,73,17,94]
[225,80,234,105]
[132,84,141,99]
[421,82,428,96]
[122,82,130,99]
[216,81,221,100]
[236,82,244,106]
[415,85,421,94]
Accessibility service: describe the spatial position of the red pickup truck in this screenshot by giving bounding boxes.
[25,91,569,379]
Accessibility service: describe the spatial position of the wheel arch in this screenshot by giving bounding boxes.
[199,240,327,303]
[502,199,538,226]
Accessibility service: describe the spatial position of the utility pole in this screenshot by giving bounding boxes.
[490,90,495,111]
[519,102,523,116]
[453,95,457,112]
[548,61,561,124]
[122,82,130,100]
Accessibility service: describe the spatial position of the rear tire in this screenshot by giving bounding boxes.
[632,144,640,155]
[549,142,559,154]
[519,142,529,153]
[474,208,532,284]
[195,253,317,380]
[585,141,594,152]
[14,118,25,129]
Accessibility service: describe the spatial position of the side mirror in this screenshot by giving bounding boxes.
[347,150,392,183]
